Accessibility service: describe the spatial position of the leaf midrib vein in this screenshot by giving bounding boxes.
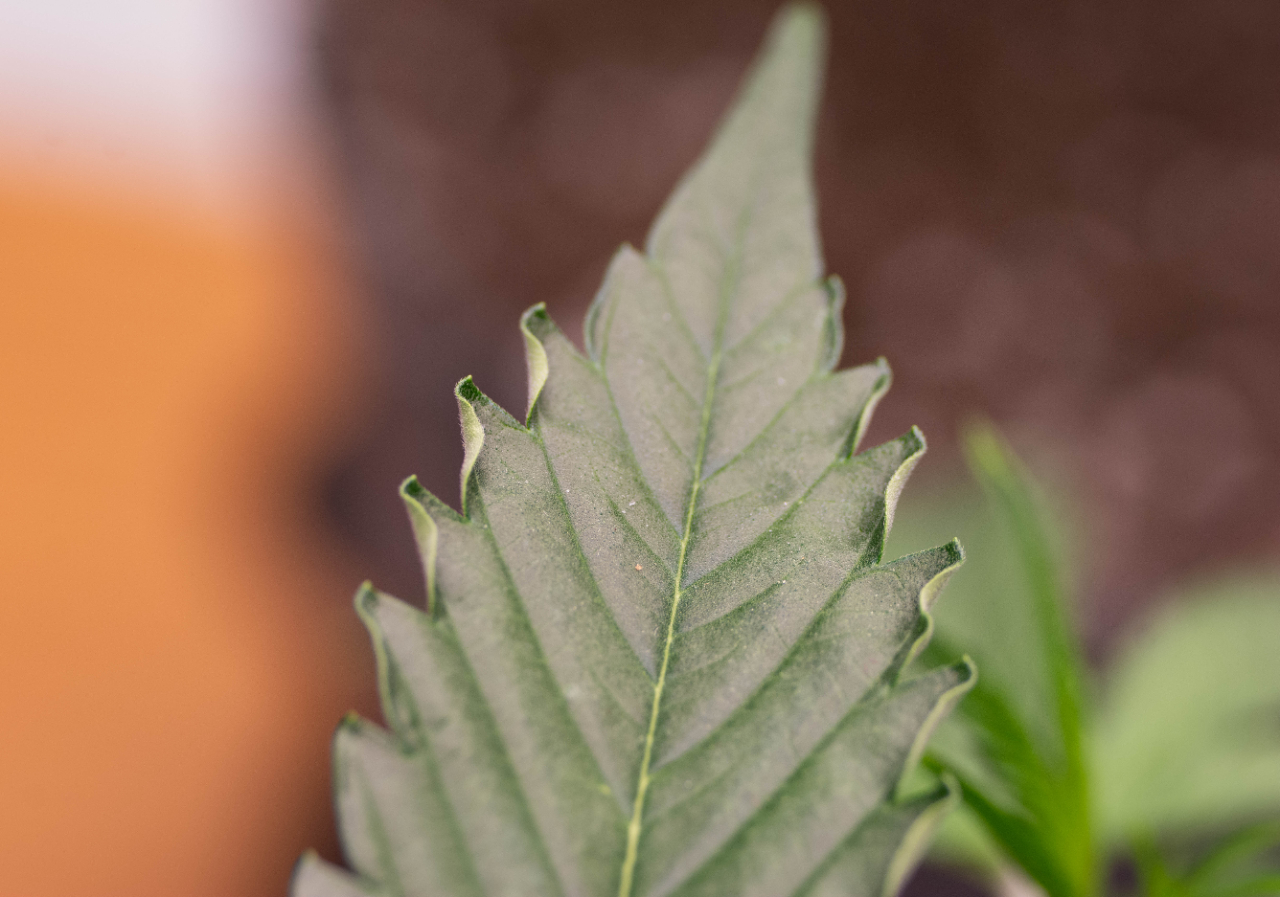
[649,549,889,778]
[616,203,748,897]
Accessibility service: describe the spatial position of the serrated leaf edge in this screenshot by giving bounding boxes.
[881,777,961,897]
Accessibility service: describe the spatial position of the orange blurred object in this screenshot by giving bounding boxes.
[0,158,373,896]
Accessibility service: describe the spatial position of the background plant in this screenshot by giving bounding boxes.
[889,424,1280,897]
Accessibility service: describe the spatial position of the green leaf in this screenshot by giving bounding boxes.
[293,6,974,896]
[1132,822,1280,897]
[1184,822,1280,897]
[1093,573,1280,845]
[1184,821,1280,894]
[891,424,1093,897]
[1133,837,1195,897]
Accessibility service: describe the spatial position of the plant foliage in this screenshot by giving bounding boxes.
[921,426,1093,897]
[888,426,1280,897]
[294,7,974,896]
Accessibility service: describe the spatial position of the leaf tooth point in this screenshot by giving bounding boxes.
[456,380,488,513]
[399,475,428,505]
[521,306,553,422]
[354,581,379,611]
[352,584,390,639]
[520,302,550,327]
[455,375,485,404]
[862,357,893,400]
[903,425,927,456]
[823,274,846,304]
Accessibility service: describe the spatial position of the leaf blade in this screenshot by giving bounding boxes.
[298,7,974,897]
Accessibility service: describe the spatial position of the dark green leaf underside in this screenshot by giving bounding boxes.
[294,6,973,897]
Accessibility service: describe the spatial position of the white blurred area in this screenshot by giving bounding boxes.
[0,0,312,215]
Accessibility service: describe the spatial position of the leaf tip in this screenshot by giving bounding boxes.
[454,378,486,514]
[848,359,893,455]
[351,585,418,744]
[766,2,828,70]
[291,849,372,897]
[890,541,967,677]
[899,658,979,794]
[353,580,380,619]
[960,416,1016,485]
[454,374,484,404]
[883,427,927,535]
[904,424,927,456]
[920,539,965,613]
[881,779,961,897]
[337,710,364,736]
[871,357,893,394]
[292,848,320,878]
[520,304,552,424]
[400,477,440,615]
[289,850,320,897]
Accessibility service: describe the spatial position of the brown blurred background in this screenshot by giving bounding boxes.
[2,1,1278,895]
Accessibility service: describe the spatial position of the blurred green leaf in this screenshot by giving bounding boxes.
[1135,821,1280,897]
[889,424,1093,897]
[1093,575,1280,846]
[891,432,1280,897]
[1185,821,1280,892]
[1133,837,1194,897]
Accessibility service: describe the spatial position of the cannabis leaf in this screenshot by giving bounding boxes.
[294,6,974,896]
